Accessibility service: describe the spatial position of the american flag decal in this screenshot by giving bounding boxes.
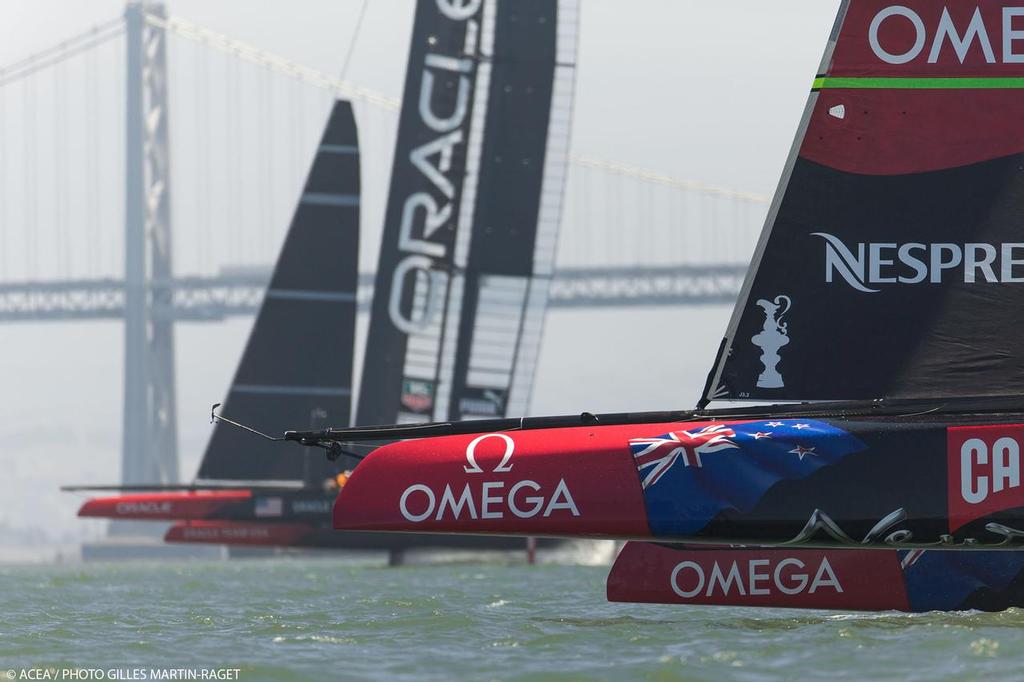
[630,424,739,489]
[254,497,284,518]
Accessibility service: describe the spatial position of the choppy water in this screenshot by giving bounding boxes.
[2,557,1024,681]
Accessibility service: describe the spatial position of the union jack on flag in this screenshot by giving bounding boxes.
[630,424,738,489]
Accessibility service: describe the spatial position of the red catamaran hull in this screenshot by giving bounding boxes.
[78,491,255,521]
[607,542,1024,613]
[333,416,1024,549]
[79,490,556,552]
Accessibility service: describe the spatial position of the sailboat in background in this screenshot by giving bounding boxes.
[358,0,576,427]
[272,0,1024,610]
[69,0,579,557]
[69,99,362,548]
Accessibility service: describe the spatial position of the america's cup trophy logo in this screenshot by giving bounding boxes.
[751,295,791,389]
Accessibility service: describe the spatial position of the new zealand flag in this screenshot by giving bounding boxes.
[630,419,866,536]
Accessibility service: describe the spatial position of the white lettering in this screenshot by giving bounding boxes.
[962,438,989,504]
[419,55,473,133]
[814,233,1024,292]
[1001,243,1024,282]
[870,5,1024,65]
[869,243,898,284]
[809,557,844,594]
[400,484,436,522]
[813,232,878,293]
[481,481,504,519]
[388,255,447,334]
[115,502,172,515]
[966,243,998,283]
[508,480,544,518]
[668,557,843,600]
[670,561,705,599]
[748,559,771,596]
[929,243,962,283]
[409,130,464,200]
[707,561,746,597]
[544,478,581,517]
[898,243,929,284]
[399,192,450,258]
[774,558,809,595]
[386,1,481,337]
[1005,8,1024,63]
[870,6,927,64]
[436,483,478,520]
[992,436,1020,494]
[929,7,995,64]
[401,478,578,523]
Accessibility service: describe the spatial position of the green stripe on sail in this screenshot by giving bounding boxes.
[813,76,1024,89]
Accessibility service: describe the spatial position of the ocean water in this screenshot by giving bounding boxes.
[2,557,1023,681]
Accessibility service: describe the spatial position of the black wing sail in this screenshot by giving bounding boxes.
[703,0,1024,404]
[356,0,485,426]
[442,0,578,420]
[198,100,359,484]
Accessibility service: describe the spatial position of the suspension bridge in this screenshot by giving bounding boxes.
[0,2,768,487]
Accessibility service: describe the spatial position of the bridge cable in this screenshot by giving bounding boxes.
[0,19,123,90]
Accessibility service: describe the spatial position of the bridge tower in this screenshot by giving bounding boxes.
[120,1,179,490]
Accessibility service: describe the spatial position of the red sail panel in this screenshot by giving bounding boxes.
[78,491,251,521]
[802,90,1024,175]
[829,2,1024,77]
[164,521,315,546]
[607,542,911,611]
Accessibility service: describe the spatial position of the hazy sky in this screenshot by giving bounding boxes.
[0,1,842,544]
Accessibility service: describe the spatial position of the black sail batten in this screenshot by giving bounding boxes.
[197,100,359,484]
[356,0,486,427]
[444,0,578,421]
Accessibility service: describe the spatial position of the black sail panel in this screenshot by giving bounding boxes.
[444,0,577,420]
[198,100,359,483]
[704,0,1024,404]
[357,0,485,426]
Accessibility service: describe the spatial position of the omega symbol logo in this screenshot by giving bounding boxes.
[464,433,515,474]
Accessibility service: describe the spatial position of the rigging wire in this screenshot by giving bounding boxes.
[258,53,271,264]
[24,77,37,279]
[223,48,234,266]
[195,37,211,275]
[56,59,69,278]
[338,0,370,83]
[85,37,100,278]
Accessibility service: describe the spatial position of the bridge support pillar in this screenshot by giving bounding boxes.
[119,1,178,509]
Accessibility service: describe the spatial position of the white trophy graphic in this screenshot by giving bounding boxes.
[751,295,791,389]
